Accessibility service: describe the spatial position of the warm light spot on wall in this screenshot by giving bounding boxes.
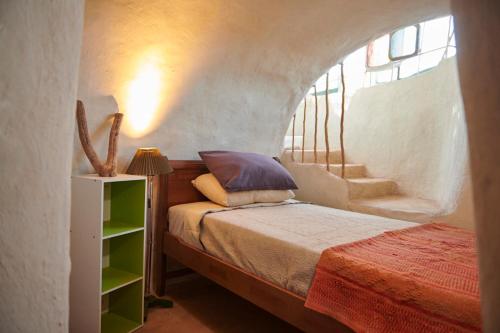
[124,61,163,137]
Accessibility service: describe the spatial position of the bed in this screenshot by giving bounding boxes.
[157,160,480,333]
[168,200,415,298]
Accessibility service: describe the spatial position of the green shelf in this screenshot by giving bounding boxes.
[102,222,143,239]
[101,281,143,333]
[102,267,142,295]
[101,312,141,333]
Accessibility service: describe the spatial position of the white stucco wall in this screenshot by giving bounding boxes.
[282,156,350,210]
[344,58,468,212]
[0,1,84,332]
[440,169,475,229]
[284,58,474,228]
[74,0,450,174]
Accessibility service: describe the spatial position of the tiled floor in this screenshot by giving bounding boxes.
[138,275,302,333]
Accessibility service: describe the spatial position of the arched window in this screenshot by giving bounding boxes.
[309,15,456,115]
[366,15,455,83]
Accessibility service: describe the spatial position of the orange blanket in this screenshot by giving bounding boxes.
[305,223,481,333]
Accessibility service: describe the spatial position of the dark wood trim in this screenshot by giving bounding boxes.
[164,232,352,333]
[157,159,352,332]
[165,267,195,279]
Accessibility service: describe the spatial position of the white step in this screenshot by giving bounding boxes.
[284,149,342,164]
[348,195,442,223]
[297,163,366,178]
[347,178,398,199]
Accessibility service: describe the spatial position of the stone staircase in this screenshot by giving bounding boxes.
[283,149,442,223]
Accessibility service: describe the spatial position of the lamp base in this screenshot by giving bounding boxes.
[144,295,173,321]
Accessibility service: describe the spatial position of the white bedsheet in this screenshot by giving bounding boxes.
[168,200,416,296]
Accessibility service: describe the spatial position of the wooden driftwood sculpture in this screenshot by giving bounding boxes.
[76,100,123,177]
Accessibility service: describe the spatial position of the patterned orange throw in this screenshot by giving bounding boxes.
[305,223,481,333]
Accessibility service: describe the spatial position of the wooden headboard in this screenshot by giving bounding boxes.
[160,160,208,211]
[154,160,208,293]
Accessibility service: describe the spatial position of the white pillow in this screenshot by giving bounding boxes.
[192,173,295,207]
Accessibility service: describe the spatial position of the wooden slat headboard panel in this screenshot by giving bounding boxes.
[162,160,208,209]
[157,160,209,236]
[155,160,209,294]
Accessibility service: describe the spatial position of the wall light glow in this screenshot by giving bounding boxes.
[125,62,163,137]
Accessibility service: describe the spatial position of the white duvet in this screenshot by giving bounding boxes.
[168,200,415,297]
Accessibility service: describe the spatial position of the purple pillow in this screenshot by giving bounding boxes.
[199,151,298,192]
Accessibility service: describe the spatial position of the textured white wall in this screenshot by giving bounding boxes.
[283,59,474,228]
[74,0,450,174]
[0,1,84,332]
[451,2,500,330]
[344,58,469,211]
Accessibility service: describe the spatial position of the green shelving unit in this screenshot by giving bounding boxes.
[103,180,146,239]
[102,268,142,295]
[101,281,143,333]
[103,224,144,239]
[101,313,140,333]
[70,174,146,333]
[102,230,144,297]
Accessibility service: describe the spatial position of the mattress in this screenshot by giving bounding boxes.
[168,200,416,297]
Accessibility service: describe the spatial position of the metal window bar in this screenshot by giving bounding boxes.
[301,97,307,163]
[313,85,319,163]
[339,62,346,179]
[324,71,331,171]
[291,114,296,162]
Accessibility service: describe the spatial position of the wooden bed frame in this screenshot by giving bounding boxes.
[157,160,352,333]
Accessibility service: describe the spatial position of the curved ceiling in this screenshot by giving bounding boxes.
[76,0,450,171]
